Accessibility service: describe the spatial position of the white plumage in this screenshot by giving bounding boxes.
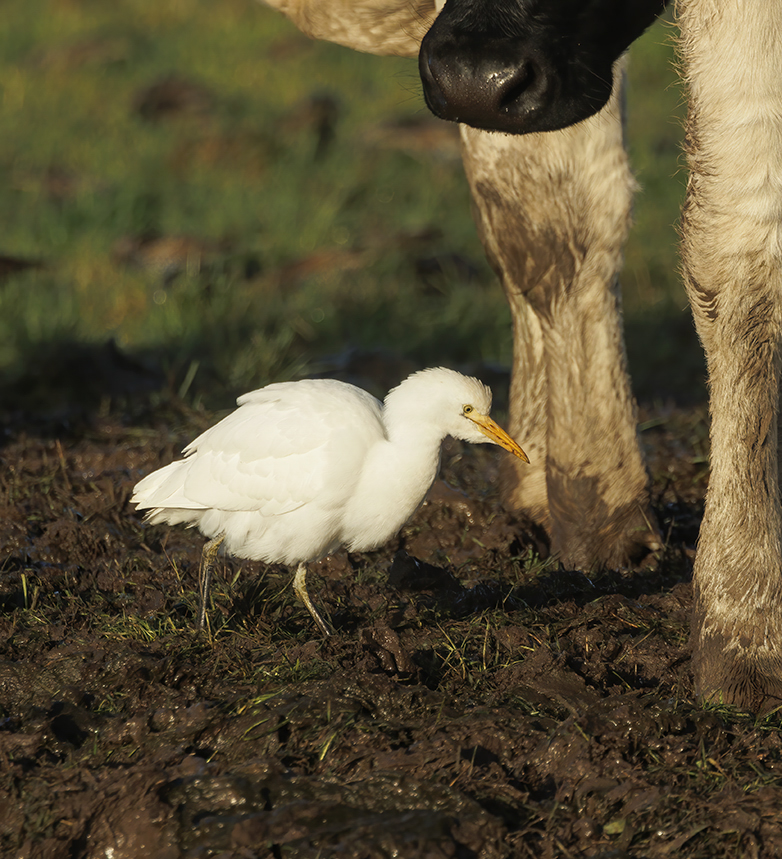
[132,367,528,634]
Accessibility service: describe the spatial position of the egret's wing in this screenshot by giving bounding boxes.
[176,380,384,516]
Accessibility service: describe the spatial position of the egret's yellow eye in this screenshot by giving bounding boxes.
[463,404,474,415]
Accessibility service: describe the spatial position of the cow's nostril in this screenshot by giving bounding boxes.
[497,62,535,111]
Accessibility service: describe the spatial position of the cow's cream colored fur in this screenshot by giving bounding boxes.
[458,76,655,568]
[265,0,433,55]
[263,0,782,707]
[678,0,782,708]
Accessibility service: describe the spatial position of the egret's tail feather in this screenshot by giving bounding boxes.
[132,460,206,525]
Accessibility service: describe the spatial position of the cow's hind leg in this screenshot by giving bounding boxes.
[679,0,782,710]
[460,67,657,569]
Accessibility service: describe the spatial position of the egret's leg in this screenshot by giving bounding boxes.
[292,563,333,637]
[198,534,225,629]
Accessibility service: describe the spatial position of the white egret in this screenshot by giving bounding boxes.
[132,367,528,634]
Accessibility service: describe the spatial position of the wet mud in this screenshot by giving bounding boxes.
[2,402,782,857]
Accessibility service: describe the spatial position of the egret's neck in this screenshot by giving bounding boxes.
[383,407,450,487]
[341,416,447,551]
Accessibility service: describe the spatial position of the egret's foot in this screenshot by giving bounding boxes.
[198,534,226,629]
[293,562,334,637]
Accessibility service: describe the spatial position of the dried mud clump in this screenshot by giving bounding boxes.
[2,407,782,858]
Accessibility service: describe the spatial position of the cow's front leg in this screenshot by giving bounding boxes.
[679,0,782,711]
[459,67,657,568]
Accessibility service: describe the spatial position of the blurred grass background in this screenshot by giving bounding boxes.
[0,0,700,415]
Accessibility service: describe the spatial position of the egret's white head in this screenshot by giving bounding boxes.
[385,367,529,460]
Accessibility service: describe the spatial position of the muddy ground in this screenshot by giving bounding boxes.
[2,373,782,859]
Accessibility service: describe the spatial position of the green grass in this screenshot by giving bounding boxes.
[625,13,687,312]
[0,0,687,408]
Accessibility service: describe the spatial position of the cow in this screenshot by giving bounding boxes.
[262,0,782,712]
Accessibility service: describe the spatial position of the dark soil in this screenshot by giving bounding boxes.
[2,391,782,859]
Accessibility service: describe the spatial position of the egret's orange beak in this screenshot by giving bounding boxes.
[469,414,530,462]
